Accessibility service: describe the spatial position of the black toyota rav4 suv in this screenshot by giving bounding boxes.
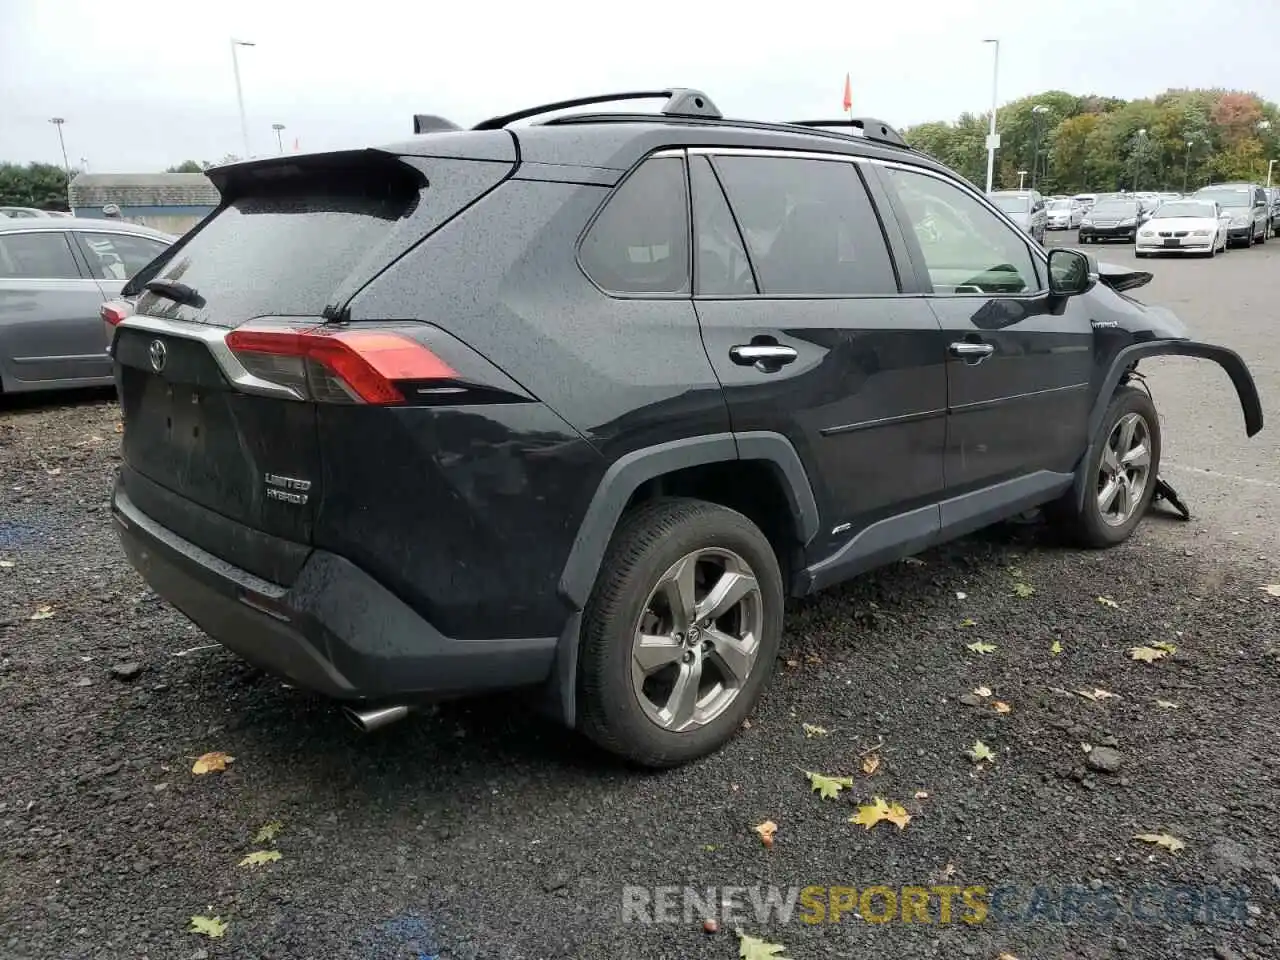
[105,89,1263,767]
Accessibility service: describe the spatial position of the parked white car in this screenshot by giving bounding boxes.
[1046,198,1084,229]
[1135,199,1230,258]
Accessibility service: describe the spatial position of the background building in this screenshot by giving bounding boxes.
[68,172,219,234]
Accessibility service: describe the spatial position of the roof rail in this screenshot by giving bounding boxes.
[413,114,461,134]
[473,88,721,130]
[788,118,911,151]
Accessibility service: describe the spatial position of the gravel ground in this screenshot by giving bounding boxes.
[2,247,1279,960]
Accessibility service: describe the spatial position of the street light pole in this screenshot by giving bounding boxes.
[1132,129,1147,192]
[272,123,286,154]
[48,117,71,183]
[230,38,256,159]
[1267,159,1276,190]
[1183,140,1194,193]
[1030,104,1049,191]
[983,39,1000,194]
[1017,170,1027,189]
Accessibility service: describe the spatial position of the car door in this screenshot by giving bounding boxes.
[690,150,948,572]
[870,163,1094,514]
[0,229,111,388]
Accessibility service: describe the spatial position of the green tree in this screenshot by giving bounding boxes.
[0,162,75,210]
[165,160,209,173]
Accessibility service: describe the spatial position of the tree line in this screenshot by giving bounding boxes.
[903,87,1280,194]
[0,157,239,211]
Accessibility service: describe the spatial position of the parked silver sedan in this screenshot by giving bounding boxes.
[0,218,174,393]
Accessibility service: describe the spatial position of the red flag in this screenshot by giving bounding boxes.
[842,73,852,113]
[293,137,300,152]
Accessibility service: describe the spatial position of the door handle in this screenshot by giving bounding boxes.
[949,342,995,365]
[730,344,798,372]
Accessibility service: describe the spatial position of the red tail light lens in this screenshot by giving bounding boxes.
[225,326,456,404]
[101,300,133,326]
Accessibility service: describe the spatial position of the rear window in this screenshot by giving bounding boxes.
[136,191,410,322]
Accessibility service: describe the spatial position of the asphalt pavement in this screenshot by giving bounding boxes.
[1,237,1278,960]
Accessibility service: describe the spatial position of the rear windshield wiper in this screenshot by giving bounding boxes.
[144,278,203,307]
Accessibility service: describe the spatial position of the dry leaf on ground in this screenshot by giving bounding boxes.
[993,701,1012,714]
[29,605,54,620]
[238,850,282,869]
[804,771,853,801]
[191,751,234,775]
[966,740,996,764]
[1130,646,1170,663]
[753,820,778,848]
[252,821,283,843]
[1050,640,1063,655]
[965,641,997,654]
[861,754,881,775]
[1097,596,1120,608]
[1134,832,1186,854]
[1155,699,1180,709]
[973,686,992,697]
[188,915,228,938]
[801,723,828,739]
[850,796,911,831]
[737,931,791,960]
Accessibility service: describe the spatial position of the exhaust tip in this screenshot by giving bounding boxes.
[343,704,411,733]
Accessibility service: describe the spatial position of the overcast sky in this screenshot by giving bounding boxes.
[3,0,1278,172]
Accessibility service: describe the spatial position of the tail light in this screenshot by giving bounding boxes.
[101,300,134,326]
[224,325,457,405]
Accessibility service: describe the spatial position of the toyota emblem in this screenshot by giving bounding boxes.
[148,338,167,373]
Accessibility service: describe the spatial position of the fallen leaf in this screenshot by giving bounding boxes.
[737,931,791,960]
[939,862,957,880]
[753,820,778,848]
[784,659,800,668]
[861,754,881,776]
[996,953,1022,960]
[1260,584,1280,597]
[1096,596,1120,608]
[902,556,925,566]
[973,686,992,697]
[914,790,929,800]
[252,821,283,844]
[29,605,54,621]
[1081,742,1093,753]
[1076,687,1118,702]
[965,641,997,654]
[955,591,967,600]
[966,740,996,764]
[191,751,234,775]
[1050,640,1063,656]
[959,617,978,628]
[0,559,14,569]
[741,718,753,730]
[850,796,911,831]
[46,467,62,477]
[1155,699,1180,710]
[1013,582,1035,598]
[1152,641,1177,653]
[1134,832,1186,854]
[701,844,717,852]
[1130,646,1170,663]
[993,701,1012,714]
[1008,566,1024,578]
[238,850,282,869]
[188,915,228,938]
[801,723,828,739]
[114,422,124,433]
[804,771,854,801]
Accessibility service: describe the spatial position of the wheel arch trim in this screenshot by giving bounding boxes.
[545,430,819,727]
[1074,338,1263,510]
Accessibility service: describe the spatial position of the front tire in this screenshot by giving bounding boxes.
[1048,385,1161,548]
[577,498,784,767]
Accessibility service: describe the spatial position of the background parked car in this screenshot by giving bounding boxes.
[1135,199,1229,257]
[1078,198,1144,242]
[1046,198,1085,229]
[988,190,1047,243]
[0,218,173,393]
[1193,182,1269,247]
[0,206,61,219]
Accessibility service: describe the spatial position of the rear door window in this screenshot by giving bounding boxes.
[579,156,690,296]
[0,232,82,280]
[76,232,169,281]
[710,155,899,296]
[690,156,756,295]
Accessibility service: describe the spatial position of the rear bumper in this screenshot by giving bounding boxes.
[1228,226,1253,241]
[1135,239,1214,253]
[1079,226,1136,241]
[113,483,557,700]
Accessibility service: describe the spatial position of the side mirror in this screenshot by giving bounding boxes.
[1048,248,1094,297]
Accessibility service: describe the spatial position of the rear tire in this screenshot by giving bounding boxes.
[1048,385,1161,548]
[577,498,784,768]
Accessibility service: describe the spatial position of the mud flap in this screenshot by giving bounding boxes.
[1151,476,1190,521]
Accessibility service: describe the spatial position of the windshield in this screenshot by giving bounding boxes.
[1090,202,1138,217]
[991,194,1031,214]
[1047,200,1072,210]
[1153,202,1215,219]
[1196,187,1250,208]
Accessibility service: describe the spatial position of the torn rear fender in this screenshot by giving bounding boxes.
[1075,338,1263,511]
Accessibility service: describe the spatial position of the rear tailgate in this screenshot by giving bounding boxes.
[113,145,515,583]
